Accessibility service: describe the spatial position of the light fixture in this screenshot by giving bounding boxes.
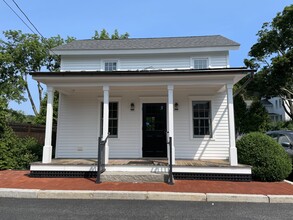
[130,103,135,111]
[174,102,179,110]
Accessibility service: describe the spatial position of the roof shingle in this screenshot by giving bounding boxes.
[52,35,240,51]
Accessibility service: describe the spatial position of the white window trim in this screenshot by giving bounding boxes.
[98,97,121,140]
[188,96,215,141]
[101,59,120,71]
[190,57,210,69]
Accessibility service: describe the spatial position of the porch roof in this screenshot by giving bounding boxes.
[31,67,253,77]
[31,68,254,91]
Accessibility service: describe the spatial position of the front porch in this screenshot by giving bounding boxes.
[30,159,252,181]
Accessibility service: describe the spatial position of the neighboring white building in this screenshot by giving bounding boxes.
[30,35,253,180]
[261,97,291,122]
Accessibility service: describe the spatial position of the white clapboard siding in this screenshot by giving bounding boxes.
[56,88,230,160]
[174,91,229,159]
[210,56,228,68]
[119,56,189,70]
[61,55,101,71]
[55,94,98,158]
[60,52,228,71]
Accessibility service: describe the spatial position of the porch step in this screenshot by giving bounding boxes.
[100,171,167,183]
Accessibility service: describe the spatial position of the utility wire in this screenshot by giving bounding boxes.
[3,0,57,56]
[2,0,37,35]
[12,0,57,55]
[12,0,45,40]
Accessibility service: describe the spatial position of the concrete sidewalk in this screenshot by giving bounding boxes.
[1,170,293,203]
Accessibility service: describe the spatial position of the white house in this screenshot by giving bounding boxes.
[30,35,253,181]
[261,97,292,122]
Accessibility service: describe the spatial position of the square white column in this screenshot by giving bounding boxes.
[42,86,54,163]
[103,85,110,164]
[226,83,238,166]
[168,85,175,165]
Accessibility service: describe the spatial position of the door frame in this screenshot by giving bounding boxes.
[139,97,168,158]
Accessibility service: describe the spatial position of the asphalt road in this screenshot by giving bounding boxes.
[0,198,292,220]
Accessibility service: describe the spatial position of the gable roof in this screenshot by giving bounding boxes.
[52,35,240,51]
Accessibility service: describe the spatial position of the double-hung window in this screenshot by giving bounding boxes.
[192,101,211,137]
[100,102,118,138]
[104,61,117,71]
[193,58,208,69]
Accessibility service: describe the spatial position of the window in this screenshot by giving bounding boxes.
[100,102,118,138]
[279,99,282,108]
[193,59,208,69]
[192,101,211,137]
[104,61,117,71]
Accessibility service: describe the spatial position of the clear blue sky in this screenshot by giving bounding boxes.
[1,0,292,115]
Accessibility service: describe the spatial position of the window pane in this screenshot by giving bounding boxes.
[194,59,208,69]
[104,62,117,71]
[192,101,211,137]
[101,102,118,137]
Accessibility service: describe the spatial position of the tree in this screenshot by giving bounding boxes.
[234,94,248,135]
[0,30,75,116]
[234,95,271,134]
[244,101,271,133]
[245,5,293,120]
[92,29,129,40]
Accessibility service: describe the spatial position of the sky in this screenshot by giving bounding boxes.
[1,0,292,115]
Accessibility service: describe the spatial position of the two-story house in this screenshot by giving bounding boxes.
[30,35,252,181]
[261,97,292,122]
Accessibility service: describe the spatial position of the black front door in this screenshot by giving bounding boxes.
[142,103,167,157]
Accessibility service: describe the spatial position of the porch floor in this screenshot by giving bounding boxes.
[32,158,242,167]
[30,158,252,181]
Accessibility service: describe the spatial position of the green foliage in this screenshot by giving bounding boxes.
[234,96,271,134]
[6,109,34,124]
[268,120,293,131]
[0,125,39,170]
[246,5,293,120]
[237,132,292,181]
[234,95,248,134]
[92,29,129,40]
[0,95,40,170]
[244,101,271,133]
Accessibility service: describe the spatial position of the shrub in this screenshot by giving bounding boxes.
[269,120,293,131]
[236,132,292,181]
[0,126,38,170]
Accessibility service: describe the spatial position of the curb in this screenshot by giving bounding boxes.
[1,188,293,203]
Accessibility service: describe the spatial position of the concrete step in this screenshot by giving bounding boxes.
[100,171,167,183]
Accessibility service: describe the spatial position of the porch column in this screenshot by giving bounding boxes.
[42,86,54,163]
[226,83,238,166]
[167,85,175,164]
[103,85,110,164]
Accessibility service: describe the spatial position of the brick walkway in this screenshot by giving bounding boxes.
[1,170,293,195]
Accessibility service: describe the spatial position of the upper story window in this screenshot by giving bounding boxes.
[193,58,208,69]
[104,61,117,71]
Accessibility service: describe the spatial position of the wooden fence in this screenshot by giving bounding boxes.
[9,123,57,146]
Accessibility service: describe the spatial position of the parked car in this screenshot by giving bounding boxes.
[266,130,293,157]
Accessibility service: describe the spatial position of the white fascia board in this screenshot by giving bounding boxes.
[51,46,239,56]
[32,74,240,87]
